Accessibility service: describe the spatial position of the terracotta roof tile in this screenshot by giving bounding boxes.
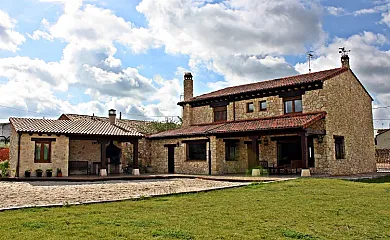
[180,68,347,104]
[9,118,143,137]
[148,112,326,139]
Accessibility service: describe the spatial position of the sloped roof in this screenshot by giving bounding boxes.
[148,112,326,139]
[60,114,156,135]
[10,118,143,137]
[179,68,348,105]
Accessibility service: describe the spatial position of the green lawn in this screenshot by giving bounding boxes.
[1,178,390,240]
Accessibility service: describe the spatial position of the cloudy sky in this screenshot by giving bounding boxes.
[0,0,390,129]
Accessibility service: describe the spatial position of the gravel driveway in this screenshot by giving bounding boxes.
[0,179,249,210]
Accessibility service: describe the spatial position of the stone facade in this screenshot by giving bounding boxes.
[166,68,375,176]
[9,129,69,177]
[375,130,390,149]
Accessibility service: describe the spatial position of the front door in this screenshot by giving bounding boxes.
[247,142,258,169]
[167,146,175,174]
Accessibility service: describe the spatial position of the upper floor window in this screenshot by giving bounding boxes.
[214,106,227,122]
[284,97,302,114]
[247,102,254,113]
[334,136,345,159]
[34,141,51,163]
[259,101,267,111]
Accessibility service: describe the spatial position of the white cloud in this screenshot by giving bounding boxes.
[0,10,25,52]
[326,6,346,16]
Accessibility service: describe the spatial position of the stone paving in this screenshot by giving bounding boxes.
[0,179,249,210]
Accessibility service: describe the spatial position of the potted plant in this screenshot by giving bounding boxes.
[25,169,31,178]
[46,168,53,177]
[57,168,62,177]
[36,169,43,177]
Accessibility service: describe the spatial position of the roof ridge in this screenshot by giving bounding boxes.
[190,68,344,101]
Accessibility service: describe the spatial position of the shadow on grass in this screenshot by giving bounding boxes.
[352,175,390,184]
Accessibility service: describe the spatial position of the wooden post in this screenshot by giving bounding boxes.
[300,132,309,169]
[132,140,139,169]
[249,136,259,163]
[100,140,109,170]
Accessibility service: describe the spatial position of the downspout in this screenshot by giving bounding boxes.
[16,132,21,178]
[206,136,211,175]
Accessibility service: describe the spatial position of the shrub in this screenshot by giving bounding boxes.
[0,160,10,178]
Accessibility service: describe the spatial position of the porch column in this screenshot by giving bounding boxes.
[249,136,259,162]
[300,131,309,169]
[132,140,139,169]
[100,140,109,170]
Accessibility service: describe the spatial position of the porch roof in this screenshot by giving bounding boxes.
[9,117,144,137]
[147,112,326,139]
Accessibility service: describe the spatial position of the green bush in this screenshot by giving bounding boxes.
[0,160,10,178]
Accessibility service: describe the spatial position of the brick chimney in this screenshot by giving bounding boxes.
[341,55,350,68]
[183,72,193,101]
[108,109,116,125]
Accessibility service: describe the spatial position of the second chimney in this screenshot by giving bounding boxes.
[108,109,116,125]
[183,72,193,101]
[341,55,350,68]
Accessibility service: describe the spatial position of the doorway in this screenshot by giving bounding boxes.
[246,142,259,169]
[167,146,175,174]
[277,136,315,167]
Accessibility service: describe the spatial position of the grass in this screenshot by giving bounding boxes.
[0,178,390,239]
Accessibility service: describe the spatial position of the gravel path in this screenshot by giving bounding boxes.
[0,179,249,210]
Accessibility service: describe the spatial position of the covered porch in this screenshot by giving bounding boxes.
[68,135,141,176]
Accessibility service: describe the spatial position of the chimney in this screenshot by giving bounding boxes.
[183,72,193,101]
[108,109,116,125]
[341,54,350,68]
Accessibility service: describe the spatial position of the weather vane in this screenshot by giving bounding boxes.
[339,47,351,56]
[307,51,314,73]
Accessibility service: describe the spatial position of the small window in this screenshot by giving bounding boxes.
[34,141,51,163]
[214,106,227,122]
[334,136,345,159]
[247,102,254,113]
[187,141,207,161]
[260,101,267,111]
[225,141,238,161]
[284,97,302,114]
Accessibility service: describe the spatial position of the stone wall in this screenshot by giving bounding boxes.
[11,133,69,177]
[192,105,213,125]
[69,140,100,164]
[9,128,18,177]
[319,70,376,175]
[232,96,283,121]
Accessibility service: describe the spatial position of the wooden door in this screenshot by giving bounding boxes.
[167,146,175,174]
[247,143,257,169]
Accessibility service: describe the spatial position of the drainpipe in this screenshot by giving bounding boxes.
[16,132,21,178]
[206,136,211,175]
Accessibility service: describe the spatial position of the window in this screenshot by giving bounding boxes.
[247,102,254,113]
[225,141,238,161]
[334,136,345,159]
[260,100,267,111]
[214,106,227,122]
[187,141,207,161]
[284,97,302,114]
[34,141,51,163]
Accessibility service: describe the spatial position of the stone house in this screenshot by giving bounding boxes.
[9,110,145,177]
[147,55,376,175]
[375,129,390,149]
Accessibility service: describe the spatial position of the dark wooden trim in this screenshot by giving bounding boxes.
[213,105,227,122]
[181,139,209,143]
[270,135,300,142]
[133,140,139,169]
[300,131,309,168]
[223,139,240,143]
[68,135,142,142]
[164,144,177,147]
[31,138,56,142]
[215,128,302,138]
[210,101,229,108]
[306,129,326,135]
[278,89,305,98]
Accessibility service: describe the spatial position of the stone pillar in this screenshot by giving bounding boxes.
[249,136,259,163]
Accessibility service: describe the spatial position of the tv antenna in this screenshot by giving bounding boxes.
[307,51,314,73]
[339,47,351,56]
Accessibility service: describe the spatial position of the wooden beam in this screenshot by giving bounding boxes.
[100,140,109,170]
[133,140,139,169]
[300,132,309,169]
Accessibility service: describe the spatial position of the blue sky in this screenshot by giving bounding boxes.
[0,0,390,129]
